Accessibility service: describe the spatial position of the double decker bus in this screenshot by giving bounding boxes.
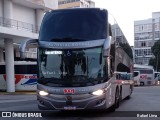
[20,8,133,111]
[0,61,37,91]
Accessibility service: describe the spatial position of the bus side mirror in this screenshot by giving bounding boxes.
[103,38,111,57]
[19,39,38,59]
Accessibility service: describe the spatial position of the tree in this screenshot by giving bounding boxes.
[149,40,160,71]
[149,58,156,70]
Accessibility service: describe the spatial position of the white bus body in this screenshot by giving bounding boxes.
[0,61,37,91]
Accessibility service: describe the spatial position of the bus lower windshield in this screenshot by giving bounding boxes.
[38,47,108,87]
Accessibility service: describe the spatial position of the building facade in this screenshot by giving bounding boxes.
[58,0,95,9]
[112,24,127,44]
[134,12,160,65]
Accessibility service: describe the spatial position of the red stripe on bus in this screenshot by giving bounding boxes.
[3,74,25,84]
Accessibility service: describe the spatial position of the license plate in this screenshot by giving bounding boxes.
[64,106,76,110]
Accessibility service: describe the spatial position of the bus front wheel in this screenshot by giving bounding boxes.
[108,88,120,112]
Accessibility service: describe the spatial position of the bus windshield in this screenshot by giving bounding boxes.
[134,71,140,77]
[154,72,160,81]
[39,9,108,41]
[38,47,108,87]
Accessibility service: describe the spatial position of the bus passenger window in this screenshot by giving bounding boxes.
[116,74,120,79]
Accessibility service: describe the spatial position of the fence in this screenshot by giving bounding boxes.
[0,17,40,33]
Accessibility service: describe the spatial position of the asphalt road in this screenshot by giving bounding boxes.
[0,86,160,120]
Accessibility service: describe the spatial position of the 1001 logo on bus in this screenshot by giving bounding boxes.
[140,75,147,80]
[63,89,75,94]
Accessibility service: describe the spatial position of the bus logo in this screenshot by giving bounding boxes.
[63,89,75,94]
[140,75,147,80]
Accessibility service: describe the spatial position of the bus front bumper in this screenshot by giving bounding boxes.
[37,94,107,110]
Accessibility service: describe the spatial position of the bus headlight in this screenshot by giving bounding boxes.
[92,90,104,96]
[39,91,49,96]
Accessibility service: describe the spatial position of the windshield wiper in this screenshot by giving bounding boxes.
[38,75,96,86]
[38,78,60,85]
[69,75,95,85]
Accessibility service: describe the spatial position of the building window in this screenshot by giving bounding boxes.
[147,24,152,31]
[135,50,138,56]
[58,0,80,5]
[134,25,139,32]
[141,42,146,47]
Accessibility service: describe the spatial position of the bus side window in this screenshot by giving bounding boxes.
[15,65,37,74]
[120,74,123,80]
[126,74,130,80]
[0,65,5,74]
[116,74,120,79]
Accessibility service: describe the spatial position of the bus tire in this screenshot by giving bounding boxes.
[108,88,119,112]
[140,82,144,86]
[119,86,122,101]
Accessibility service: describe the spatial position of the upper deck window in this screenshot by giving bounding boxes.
[39,8,108,42]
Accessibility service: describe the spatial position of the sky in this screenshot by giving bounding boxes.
[93,0,160,46]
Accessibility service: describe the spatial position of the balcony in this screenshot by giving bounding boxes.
[0,16,40,33]
[12,0,58,10]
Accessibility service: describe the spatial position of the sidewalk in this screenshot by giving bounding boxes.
[0,91,36,95]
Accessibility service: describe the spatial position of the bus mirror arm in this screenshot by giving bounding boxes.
[103,38,111,57]
[103,48,110,57]
[19,39,38,59]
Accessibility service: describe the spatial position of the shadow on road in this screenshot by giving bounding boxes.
[41,110,116,118]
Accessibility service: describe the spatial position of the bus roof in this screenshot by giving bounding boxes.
[134,64,153,69]
[49,8,108,13]
[114,71,130,74]
[154,72,160,73]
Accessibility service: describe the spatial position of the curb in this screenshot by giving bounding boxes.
[0,91,36,95]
